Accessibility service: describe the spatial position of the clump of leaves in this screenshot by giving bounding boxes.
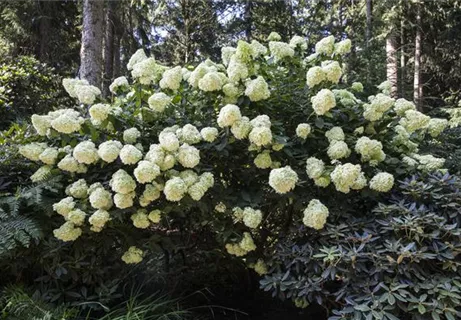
[262,172,461,320]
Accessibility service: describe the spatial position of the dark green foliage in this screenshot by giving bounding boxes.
[262,172,461,319]
[0,177,61,259]
[0,56,73,130]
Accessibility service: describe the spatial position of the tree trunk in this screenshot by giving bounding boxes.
[366,0,372,47]
[103,2,115,97]
[37,2,51,62]
[414,3,422,110]
[400,17,406,98]
[386,32,398,98]
[80,0,104,87]
[244,0,252,41]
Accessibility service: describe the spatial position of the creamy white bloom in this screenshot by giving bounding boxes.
[119,144,143,165]
[221,47,237,66]
[269,166,298,194]
[327,140,351,160]
[66,179,88,199]
[254,152,272,169]
[231,116,252,140]
[334,39,352,55]
[227,56,249,83]
[109,76,129,93]
[217,104,242,128]
[363,94,395,121]
[330,163,363,193]
[62,78,89,98]
[145,144,165,165]
[314,176,331,188]
[325,126,345,142]
[110,169,136,194]
[121,246,143,264]
[89,209,110,230]
[245,76,270,102]
[250,115,271,128]
[198,72,223,92]
[303,199,329,230]
[53,197,75,217]
[31,114,52,136]
[267,32,282,41]
[215,202,227,213]
[19,142,48,161]
[428,118,448,137]
[127,49,147,70]
[159,154,176,171]
[148,209,162,223]
[200,127,219,142]
[75,84,101,105]
[369,172,394,192]
[239,232,256,252]
[311,89,336,115]
[73,141,99,164]
[57,155,87,173]
[315,35,335,55]
[164,177,188,202]
[131,210,150,229]
[123,128,141,144]
[176,124,202,145]
[355,137,386,164]
[250,40,267,57]
[249,127,272,146]
[133,160,160,184]
[289,35,307,50]
[114,192,135,209]
[188,63,211,87]
[394,98,416,116]
[53,222,82,242]
[50,109,84,134]
[159,131,180,152]
[351,82,364,92]
[66,209,86,226]
[305,157,325,179]
[148,92,172,113]
[89,187,113,210]
[177,144,200,168]
[296,123,311,139]
[252,259,268,275]
[399,110,431,133]
[269,41,295,60]
[98,140,123,163]
[179,170,199,187]
[89,103,111,122]
[132,58,166,85]
[306,66,326,88]
[242,207,263,229]
[188,181,209,201]
[322,61,342,84]
[412,154,445,172]
[160,66,182,91]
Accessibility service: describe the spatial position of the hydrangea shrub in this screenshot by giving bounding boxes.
[20,33,452,297]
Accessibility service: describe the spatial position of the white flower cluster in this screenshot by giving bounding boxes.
[19,142,48,161]
[119,144,143,165]
[355,137,386,165]
[89,209,110,232]
[351,82,363,92]
[123,128,141,144]
[327,140,350,160]
[176,124,202,145]
[325,127,345,142]
[399,110,430,133]
[53,197,76,217]
[217,104,242,128]
[98,140,123,163]
[148,92,172,113]
[73,141,99,164]
[57,155,87,173]
[63,78,101,104]
[321,61,342,84]
[177,144,200,168]
[89,103,111,123]
[31,109,85,135]
[330,163,366,193]
[334,39,352,55]
[53,222,82,242]
[289,35,307,50]
[160,66,183,91]
[245,76,270,102]
[363,94,395,121]
[315,35,335,55]
[89,186,113,210]
[303,199,329,230]
[109,76,129,93]
[66,179,88,198]
[369,172,394,192]
[200,127,219,143]
[134,160,161,183]
[110,169,136,195]
[226,232,256,256]
[164,172,214,202]
[121,246,143,264]
[268,41,295,61]
[311,89,336,115]
[269,166,298,194]
[394,98,416,116]
[254,151,272,169]
[411,154,445,172]
[296,123,311,139]
[132,57,167,85]
[427,118,448,137]
[131,210,150,229]
[242,207,263,229]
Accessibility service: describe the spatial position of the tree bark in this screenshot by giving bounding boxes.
[37,2,51,62]
[80,0,104,87]
[386,32,399,98]
[244,0,252,41]
[103,2,115,97]
[366,0,373,47]
[400,17,406,98]
[414,3,423,110]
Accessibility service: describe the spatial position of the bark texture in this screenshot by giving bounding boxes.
[386,32,399,98]
[80,0,104,87]
[414,3,423,110]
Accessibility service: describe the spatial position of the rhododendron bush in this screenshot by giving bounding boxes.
[20,34,451,302]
